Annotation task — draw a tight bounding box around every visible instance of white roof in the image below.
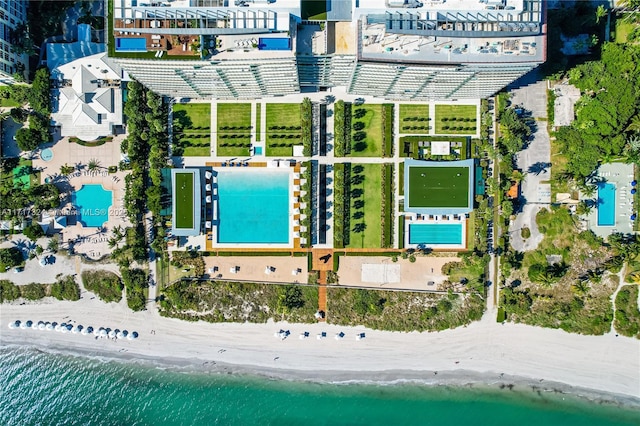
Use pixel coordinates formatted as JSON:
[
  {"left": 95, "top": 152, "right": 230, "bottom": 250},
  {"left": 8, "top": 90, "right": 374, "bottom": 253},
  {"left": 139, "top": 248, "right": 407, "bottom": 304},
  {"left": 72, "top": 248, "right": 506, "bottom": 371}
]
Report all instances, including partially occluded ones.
[
  {"left": 431, "top": 141, "right": 451, "bottom": 156},
  {"left": 51, "top": 53, "right": 123, "bottom": 141}
]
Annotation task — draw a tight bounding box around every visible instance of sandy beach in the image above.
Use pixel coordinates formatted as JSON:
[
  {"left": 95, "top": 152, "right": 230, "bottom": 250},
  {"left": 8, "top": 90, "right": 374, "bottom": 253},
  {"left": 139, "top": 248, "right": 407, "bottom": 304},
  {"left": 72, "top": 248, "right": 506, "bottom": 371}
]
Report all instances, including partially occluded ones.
[{"left": 1, "top": 297, "right": 639, "bottom": 403}]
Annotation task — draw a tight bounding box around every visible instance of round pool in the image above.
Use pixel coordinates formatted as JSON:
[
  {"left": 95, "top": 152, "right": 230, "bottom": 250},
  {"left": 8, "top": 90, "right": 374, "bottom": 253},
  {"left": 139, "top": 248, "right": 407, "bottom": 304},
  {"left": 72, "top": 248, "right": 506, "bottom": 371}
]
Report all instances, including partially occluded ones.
[{"left": 40, "top": 148, "right": 54, "bottom": 162}]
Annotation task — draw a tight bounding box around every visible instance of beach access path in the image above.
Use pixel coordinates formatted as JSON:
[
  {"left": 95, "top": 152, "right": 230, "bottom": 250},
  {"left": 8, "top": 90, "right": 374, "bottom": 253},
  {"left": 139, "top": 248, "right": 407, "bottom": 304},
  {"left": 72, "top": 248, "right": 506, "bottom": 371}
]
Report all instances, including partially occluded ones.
[{"left": 1, "top": 298, "right": 638, "bottom": 401}]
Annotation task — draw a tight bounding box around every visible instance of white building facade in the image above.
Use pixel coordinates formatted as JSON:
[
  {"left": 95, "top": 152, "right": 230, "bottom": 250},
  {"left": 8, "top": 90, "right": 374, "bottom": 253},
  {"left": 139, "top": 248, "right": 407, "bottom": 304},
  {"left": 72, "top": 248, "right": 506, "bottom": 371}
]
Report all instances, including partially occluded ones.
[{"left": 0, "top": 0, "right": 28, "bottom": 84}]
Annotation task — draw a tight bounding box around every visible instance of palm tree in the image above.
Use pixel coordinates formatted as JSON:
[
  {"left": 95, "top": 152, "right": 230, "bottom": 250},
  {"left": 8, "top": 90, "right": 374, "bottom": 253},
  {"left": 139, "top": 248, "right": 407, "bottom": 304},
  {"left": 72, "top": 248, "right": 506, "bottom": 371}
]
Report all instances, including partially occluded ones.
[
  {"left": 111, "top": 225, "right": 125, "bottom": 242},
  {"left": 576, "top": 200, "right": 593, "bottom": 216},
  {"left": 626, "top": 271, "right": 640, "bottom": 283},
  {"left": 626, "top": 115, "right": 640, "bottom": 133},
  {"left": 572, "top": 280, "right": 590, "bottom": 296},
  {"left": 87, "top": 158, "right": 101, "bottom": 171},
  {"left": 595, "top": 5, "right": 608, "bottom": 24},
  {"left": 60, "top": 164, "right": 74, "bottom": 176}
]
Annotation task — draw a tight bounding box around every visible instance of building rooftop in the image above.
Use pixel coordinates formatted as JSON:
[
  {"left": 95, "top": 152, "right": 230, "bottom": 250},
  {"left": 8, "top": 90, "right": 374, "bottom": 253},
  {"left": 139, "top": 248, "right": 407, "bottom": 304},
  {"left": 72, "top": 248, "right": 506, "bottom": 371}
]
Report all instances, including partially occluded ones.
[{"left": 50, "top": 53, "right": 123, "bottom": 142}]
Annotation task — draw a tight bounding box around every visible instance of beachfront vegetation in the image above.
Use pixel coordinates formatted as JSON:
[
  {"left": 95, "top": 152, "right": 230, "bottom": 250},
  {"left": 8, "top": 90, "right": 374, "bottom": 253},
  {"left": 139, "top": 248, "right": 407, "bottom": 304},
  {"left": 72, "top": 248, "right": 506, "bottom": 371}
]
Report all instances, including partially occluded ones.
[
  {"left": 0, "top": 280, "right": 21, "bottom": 302},
  {"left": 614, "top": 284, "right": 640, "bottom": 339},
  {"left": 500, "top": 207, "right": 636, "bottom": 334},
  {"left": 173, "top": 103, "right": 211, "bottom": 156},
  {"left": 50, "top": 275, "right": 80, "bottom": 301},
  {"left": 81, "top": 270, "right": 123, "bottom": 303},
  {"left": 497, "top": 107, "right": 532, "bottom": 156},
  {"left": 160, "top": 280, "right": 318, "bottom": 323},
  {"left": 170, "top": 250, "right": 205, "bottom": 277},
  {"left": 434, "top": 104, "right": 477, "bottom": 135},
  {"left": 121, "top": 267, "right": 148, "bottom": 311},
  {"left": 266, "top": 103, "right": 302, "bottom": 157},
  {"left": 0, "top": 247, "right": 24, "bottom": 271},
  {"left": 21, "top": 283, "right": 46, "bottom": 300},
  {"left": 327, "top": 288, "right": 484, "bottom": 332},
  {"left": 399, "top": 104, "right": 431, "bottom": 134},
  {"left": 216, "top": 103, "right": 251, "bottom": 157},
  {"left": 13, "top": 68, "right": 52, "bottom": 151}
]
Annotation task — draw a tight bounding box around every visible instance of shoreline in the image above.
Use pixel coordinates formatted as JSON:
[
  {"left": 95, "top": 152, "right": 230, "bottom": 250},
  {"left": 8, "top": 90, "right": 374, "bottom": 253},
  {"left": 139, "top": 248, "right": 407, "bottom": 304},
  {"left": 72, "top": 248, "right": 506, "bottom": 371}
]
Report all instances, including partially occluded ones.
[
  {"left": 1, "top": 298, "right": 639, "bottom": 406},
  {"left": 3, "top": 340, "right": 639, "bottom": 410}
]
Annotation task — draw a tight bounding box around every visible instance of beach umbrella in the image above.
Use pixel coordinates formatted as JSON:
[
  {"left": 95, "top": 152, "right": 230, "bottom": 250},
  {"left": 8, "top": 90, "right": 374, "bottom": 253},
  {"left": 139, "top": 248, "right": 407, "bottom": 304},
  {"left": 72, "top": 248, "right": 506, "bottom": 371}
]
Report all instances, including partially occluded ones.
[
  {"left": 632, "top": 188, "right": 637, "bottom": 195},
  {"left": 72, "top": 326, "right": 79, "bottom": 334},
  {"left": 94, "top": 327, "right": 101, "bottom": 336},
  {"left": 108, "top": 330, "right": 116, "bottom": 338},
  {"left": 66, "top": 324, "right": 73, "bottom": 331},
  {"left": 8, "top": 321, "right": 18, "bottom": 329},
  {"left": 20, "top": 321, "right": 29, "bottom": 330},
  {"left": 335, "top": 332, "right": 345, "bottom": 340},
  {"left": 26, "top": 320, "right": 33, "bottom": 329},
  {"left": 87, "top": 326, "right": 94, "bottom": 335},
  {"left": 122, "top": 330, "right": 128, "bottom": 337},
  {"left": 100, "top": 329, "right": 108, "bottom": 337},
  {"left": 356, "top": 332, "right": 366, "bottom": 341},
  {"left": 631, "top": 214, "right": 637, "bottom": 221},
  {"left": 38, "top": 321, "right": 46, "bottom": 330},
  {"left": 127, "top": 331, "right": 138, "bottom": 340},
  {"left": 632, "top": 180, "right": 637, "bottom": 187},
  {"left": 116, "top": 330, "right": 125, "bottom": 339},
  {"left": 317, "top": 332, "right": 326, "bottom": 340},
  {"left": 46, "top": 322, "right": 54, "bottom": 331},
  {"left": 54, "top": 324, "right": 62, "bottom": 332},
  {"left": 30, "top": 321, "right": 38, "bottom": 330},
  {"left": 81, "top": 327, "right": 89, "bottom": 335}
]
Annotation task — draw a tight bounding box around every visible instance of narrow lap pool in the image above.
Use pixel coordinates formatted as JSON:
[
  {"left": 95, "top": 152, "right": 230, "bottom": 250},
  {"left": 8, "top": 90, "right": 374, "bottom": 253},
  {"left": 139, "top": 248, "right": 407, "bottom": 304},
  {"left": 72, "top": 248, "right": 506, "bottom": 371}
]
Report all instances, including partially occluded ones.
[
  {"left": 409, "top": 223, "right": 463, "bottom": 245},
  {"left": 73, "top": 184, "right": 112, "bottom": 228},
  {"left": 597, "top": 182, "right": 616, "bottom": 227},
  {"left": 115, "top": 38, "right": 147, "bottom": 52},
  {"left": 216, "top": 170, "right": 289, "bottom": 244}
]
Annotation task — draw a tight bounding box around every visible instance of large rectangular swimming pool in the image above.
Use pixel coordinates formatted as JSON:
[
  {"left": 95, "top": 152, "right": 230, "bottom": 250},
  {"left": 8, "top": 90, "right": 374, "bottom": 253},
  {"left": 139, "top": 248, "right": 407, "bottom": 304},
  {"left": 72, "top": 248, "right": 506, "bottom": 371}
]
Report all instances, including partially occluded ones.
[
  {"left": 409, "top": 223, "right": 463, "bottom": 245},
  {"left": 216, "top": 170, "right": 289, "bottom": 244},
  {"left": 597, "top": 182, "right": 616, "bottom": 227}
]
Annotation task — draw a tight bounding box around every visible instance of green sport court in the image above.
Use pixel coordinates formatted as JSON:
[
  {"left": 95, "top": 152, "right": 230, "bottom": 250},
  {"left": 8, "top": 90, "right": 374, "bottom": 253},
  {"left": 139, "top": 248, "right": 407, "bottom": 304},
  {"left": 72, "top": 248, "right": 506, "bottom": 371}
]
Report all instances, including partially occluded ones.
[
  {"left": 404, "top": 159, "right": 474, "bottom": 212},
  {"left": 408, "top": 166, "right": 469, "bottom": 208},
  {"left": 171, "top": 169, "right": 201, "bottom": 236},
  {"left": 174, "top": 172, "right": 194, "bottom": 228}
]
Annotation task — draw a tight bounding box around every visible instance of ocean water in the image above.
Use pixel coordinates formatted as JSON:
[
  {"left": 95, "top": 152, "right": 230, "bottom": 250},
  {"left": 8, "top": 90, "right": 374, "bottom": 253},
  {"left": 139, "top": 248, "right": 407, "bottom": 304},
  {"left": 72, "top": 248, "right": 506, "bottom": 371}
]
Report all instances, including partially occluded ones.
[{"left": 1, "top": 346, "right": 638, "bottom": 426}]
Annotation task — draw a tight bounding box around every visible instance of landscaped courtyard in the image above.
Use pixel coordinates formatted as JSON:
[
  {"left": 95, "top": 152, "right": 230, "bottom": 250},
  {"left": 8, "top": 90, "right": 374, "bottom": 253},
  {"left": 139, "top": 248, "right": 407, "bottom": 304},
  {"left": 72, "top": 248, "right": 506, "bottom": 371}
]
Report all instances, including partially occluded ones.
[
  {"left": 399, "top": 104, "right": 431, "bottom": 134},
  {"left": 217, "top": 103, "right": 252, "bottom": 157},
  {"left": 266, "top": 103, "right": 302, "bottom": 157},
  {"left": 172, "top": 103, "right": 211, "bottom": 156},
  {"left": 434, "top": 104, "right": 477, "bottom": 135}
]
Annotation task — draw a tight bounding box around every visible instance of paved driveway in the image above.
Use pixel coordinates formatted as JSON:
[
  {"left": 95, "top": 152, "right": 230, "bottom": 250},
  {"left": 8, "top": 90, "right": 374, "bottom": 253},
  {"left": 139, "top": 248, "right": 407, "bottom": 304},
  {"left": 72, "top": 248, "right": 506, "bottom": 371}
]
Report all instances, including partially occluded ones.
[{"left": 508, "top": 81, "right": 551, "bottom": 252}]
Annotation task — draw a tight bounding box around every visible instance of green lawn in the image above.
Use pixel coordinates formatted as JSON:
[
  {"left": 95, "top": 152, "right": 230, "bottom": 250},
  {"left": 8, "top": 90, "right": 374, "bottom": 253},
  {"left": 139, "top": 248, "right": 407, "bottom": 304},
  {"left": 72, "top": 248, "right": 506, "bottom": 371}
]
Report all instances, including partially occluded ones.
[
  {"left": 399, "top": 104, "right": 431, "bottom": 134},
  {"left": 434, "top": 104, "right": 477, "bottom": 135},
  {"left": 217, "top": 103, "right": 252, "bottom": 157},
  {"left": 399, "top": 162, "right": 405, "bottom": 196},
  {"left": 350, "top": 104, "right": 384, "bottom": 157},
  {"left": 347, "top": 164, "right": 384, "bottom": 249},
  {"left": 173, "top": 103, "right": 211, "bottom": 156},
  {"left": 407, "top": 166, "right": 470, "bottom": 208},
  {"left": 13, "top": 165, "right": 31, "bottom": 189},
  {"left": 174, "top": 172, "right": 194, "bottom": 229},
  {"left": 266, "top": 103, "right": 302, "bottom": 157}
]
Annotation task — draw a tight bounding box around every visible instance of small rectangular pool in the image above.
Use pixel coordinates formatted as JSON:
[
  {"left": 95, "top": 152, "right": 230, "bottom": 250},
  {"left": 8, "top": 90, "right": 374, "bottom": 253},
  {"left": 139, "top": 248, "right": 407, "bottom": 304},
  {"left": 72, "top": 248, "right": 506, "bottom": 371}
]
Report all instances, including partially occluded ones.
[
  {"left": 115, "top": 38, "right": 147, "bottom": 52},
  {"left": 597, "top": 182, "right": 616, "bottom": 226},
  {"left": 216, "top": 169, "right": 289, "bottom": 244},
  {"left": 258, "top": 37, "right": 290, "bottom": 51},
  {"left": 409, "top": 223, "right": 463, "bottom": 245}
]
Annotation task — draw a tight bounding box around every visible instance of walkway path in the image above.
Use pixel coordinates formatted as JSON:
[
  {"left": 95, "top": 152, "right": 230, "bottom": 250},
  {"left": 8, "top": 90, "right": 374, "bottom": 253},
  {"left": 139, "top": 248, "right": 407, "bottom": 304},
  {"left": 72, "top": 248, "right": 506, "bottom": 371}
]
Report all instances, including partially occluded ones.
[{"left": 508, "top": 81, "right": 551, "bottom": 252}]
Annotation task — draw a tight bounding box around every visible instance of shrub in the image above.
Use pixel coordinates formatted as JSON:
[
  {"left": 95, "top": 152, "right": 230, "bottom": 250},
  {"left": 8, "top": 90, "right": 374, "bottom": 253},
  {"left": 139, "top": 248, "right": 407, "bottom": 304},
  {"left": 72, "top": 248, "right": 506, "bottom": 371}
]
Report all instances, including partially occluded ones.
[
  {"left": 82, "top": 270, "right": 123, "bottom": 303},
  {"left": 50, "top": 275, "right": 80, "bottom": 301},
  {"left": 0, "top": 280, "right": 21, "bottom": 302},
  {"left": 0, "top": 247, "right": 23, "bottom": 271},
  {"left": 21, "top": 283, "right": 46, "bottom": 300}
]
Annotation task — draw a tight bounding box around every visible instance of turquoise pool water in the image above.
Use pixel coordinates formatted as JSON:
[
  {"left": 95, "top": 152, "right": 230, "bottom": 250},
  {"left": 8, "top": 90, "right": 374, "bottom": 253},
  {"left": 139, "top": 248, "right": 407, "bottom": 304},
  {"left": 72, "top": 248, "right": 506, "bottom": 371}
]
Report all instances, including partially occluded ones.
[
  {"left": 597, "top": 182, "right": 616, "bottom": 226},
  {"left": 73, "top": 184, "right": 112, "bottom": 228},
  {"left": 216, "top": 170, "right": 289, "bottom": 244},
  {"left": 115, "top": 38, "right": 146, "bottom": 52},
  {"left": 258, "top": 37, "right": 290, "bottom": 50},
  {"left": 409, "top": 223, "right": 463, "bottom": 245}
]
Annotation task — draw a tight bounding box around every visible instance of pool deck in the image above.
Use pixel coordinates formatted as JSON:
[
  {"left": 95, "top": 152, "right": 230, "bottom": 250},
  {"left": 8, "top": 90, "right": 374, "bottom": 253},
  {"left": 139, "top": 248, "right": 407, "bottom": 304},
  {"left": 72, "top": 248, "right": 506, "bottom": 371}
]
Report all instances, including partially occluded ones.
[
  {"left": 31, "top": 134, "right": 132, "bottom": 260},
  {"left": 581, "top": 163, "right": 635, "bottom": 238}
]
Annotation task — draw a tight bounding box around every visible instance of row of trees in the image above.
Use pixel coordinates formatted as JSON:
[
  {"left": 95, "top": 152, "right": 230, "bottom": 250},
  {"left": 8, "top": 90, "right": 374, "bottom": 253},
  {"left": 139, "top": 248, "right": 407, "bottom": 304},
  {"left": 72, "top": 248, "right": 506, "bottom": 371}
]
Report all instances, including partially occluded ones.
[
  {"left": 15, "top": 68, "right": 52, "bottom": 152},
  {"left": 334, "top": 100, "right": 346, "bottom": 157},
  {"left": 301, "top": 97, "right": 312, "bottom": 156}
]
